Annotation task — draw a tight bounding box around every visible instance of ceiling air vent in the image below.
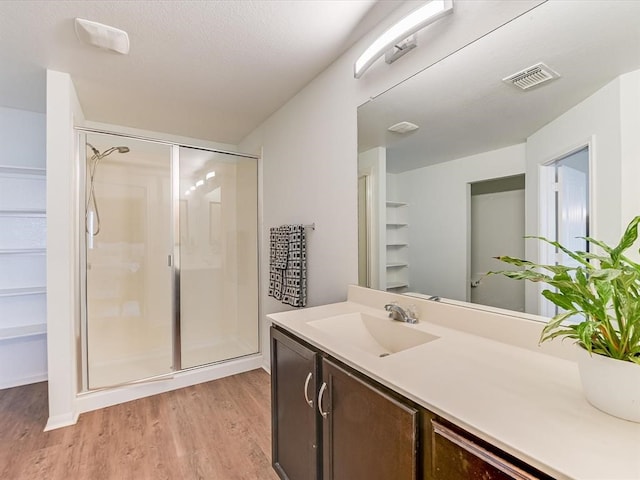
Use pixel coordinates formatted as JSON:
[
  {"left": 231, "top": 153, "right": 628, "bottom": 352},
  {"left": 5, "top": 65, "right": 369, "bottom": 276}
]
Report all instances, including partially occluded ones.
[
  {"left": 388, "top": 121, "right": 419, "bottom": 133},
  {"left": 503, "top": 62, "right": 560, "bottom": 90}
]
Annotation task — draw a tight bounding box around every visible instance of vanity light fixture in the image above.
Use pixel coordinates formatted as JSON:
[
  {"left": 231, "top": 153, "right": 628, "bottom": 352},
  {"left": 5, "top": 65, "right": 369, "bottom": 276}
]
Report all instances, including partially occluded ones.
[
  {"left": 74, "top": 18, "right": 130, "bottom": 55},
  {"left": 354, "top": 0, "right": 453, "bottom": 79},
  {"left": 205, "top": 171, "right": 216, "bottom": 180},
  {"left": 195, "top": 180, "right": 205, "bottom": 188}
]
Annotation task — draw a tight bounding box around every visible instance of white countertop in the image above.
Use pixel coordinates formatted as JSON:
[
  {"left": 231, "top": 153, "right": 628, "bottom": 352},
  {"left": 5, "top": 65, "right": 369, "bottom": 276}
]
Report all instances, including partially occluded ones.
[{"left": 268, "top": 288, "right": 640, "bottom": 480}]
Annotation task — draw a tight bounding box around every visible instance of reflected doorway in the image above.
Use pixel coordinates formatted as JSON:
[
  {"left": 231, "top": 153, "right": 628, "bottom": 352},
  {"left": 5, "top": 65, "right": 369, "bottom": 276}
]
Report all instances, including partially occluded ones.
[
  {"left": 539, "top": 146, "right": 590, "bottom": 317},
  {"left": 470, "top": 175, "right": 526, "bottom": 312}
]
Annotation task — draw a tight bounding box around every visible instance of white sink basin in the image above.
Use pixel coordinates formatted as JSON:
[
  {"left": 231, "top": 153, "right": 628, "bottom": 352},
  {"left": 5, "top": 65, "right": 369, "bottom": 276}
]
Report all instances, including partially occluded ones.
[{"left": 308, "top": 312, "right": 439, "bottom": 357}]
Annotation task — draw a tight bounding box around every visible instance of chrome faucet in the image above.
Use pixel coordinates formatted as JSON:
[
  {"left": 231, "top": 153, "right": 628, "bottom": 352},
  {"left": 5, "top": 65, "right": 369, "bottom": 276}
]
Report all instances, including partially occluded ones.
[{"left": 384, "top": 303, "right": 418, "bottom": 324}]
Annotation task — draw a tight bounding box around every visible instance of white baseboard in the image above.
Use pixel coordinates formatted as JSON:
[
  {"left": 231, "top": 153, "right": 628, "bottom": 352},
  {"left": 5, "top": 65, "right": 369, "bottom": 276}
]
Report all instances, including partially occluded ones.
[
  {"left": 0, "top": 372, "right": 48, "bottom": 390},
  {"left": 73, "top": 354, "right": 265, "bottom": 421},
  {"left": 44, "top": 411, "right": 79, "bottom": 432}
]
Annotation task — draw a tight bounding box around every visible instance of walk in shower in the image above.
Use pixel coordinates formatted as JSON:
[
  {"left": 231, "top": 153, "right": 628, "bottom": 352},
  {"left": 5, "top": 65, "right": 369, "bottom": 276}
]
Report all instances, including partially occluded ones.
[{"left": 79, "top": 131, "right": 259, "bottom": 390}]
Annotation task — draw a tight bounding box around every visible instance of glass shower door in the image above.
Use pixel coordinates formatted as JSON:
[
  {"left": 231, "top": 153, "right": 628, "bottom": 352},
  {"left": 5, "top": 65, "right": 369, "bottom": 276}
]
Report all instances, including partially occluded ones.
[
  {"left": 178, "top": 147, "right": 259, "bottom": 368},
  {"left": 85, "top": 134, "right": 174, "bottom": 389}
]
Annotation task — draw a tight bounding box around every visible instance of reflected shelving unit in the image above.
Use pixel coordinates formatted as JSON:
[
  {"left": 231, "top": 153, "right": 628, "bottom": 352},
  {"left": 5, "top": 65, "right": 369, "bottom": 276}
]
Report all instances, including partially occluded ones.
[{"left": 385, "top": 201, "right": 409, "bottom": 292}]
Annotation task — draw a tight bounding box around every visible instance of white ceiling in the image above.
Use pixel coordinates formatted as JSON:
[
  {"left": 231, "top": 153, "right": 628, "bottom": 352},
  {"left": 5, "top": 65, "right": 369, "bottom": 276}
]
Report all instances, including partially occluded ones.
[
  {"left": 0, "top": 0, "right": 400, "bottom": 144},
  {"left": 358, "top": 0, "right": 640, "bottom": 173}
]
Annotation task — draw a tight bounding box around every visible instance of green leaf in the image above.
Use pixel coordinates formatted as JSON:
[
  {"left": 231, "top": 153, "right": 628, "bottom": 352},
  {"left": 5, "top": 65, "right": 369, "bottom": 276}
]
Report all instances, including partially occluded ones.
[
  {"left": 612, "top": 216, "right": 640, "bottom": 260},
  {"left": 495, "top": 220, "right": 640, "bottom": 364},
  {"left": 541, "top": 290, "right": 575, "bottom": 311}
]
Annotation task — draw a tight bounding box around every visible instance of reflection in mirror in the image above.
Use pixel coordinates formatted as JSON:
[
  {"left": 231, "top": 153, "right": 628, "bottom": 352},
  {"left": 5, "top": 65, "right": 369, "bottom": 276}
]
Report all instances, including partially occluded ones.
[{"left": 357, "top": 1, "right": 640, "bottom": 319}]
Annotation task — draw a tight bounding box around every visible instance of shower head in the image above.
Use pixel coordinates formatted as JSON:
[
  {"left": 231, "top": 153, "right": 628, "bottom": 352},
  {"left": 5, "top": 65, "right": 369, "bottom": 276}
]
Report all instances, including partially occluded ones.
[
  {"left": 100, "top": 145, "right": 131, "bottom": 158},
  {"left": 86, "top": 143, "right": 130, "bottom": 159}
]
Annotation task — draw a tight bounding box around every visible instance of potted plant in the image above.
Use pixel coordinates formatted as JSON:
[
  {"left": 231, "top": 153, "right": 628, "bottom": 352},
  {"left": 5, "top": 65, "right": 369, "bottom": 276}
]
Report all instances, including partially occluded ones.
[{"left": 490, "top": 216, "right": 640, "bottom": 422}]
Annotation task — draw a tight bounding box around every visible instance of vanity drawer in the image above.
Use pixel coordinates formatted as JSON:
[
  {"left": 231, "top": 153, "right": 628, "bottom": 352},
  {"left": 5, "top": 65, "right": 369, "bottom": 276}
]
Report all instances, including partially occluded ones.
[{"left": 430, "top": 419, "right": 554, "bottom": 480}]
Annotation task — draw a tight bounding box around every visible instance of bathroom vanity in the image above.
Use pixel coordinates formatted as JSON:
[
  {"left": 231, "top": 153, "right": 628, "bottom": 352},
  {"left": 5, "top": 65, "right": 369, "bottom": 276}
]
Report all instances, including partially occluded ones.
[{"left": 268, "top": 286, "right": 640, "bottom": 480}]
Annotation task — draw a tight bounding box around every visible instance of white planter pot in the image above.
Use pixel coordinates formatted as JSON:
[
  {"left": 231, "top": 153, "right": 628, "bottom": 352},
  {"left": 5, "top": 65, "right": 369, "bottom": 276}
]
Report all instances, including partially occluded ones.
[{"left": 577, "top": 347, "right": 640, "bottom": 423}]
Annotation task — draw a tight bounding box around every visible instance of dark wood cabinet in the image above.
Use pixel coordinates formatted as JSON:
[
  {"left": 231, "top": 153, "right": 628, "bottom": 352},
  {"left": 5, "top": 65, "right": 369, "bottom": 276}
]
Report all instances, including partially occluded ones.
[
  {"left": 428, "top": 418, "right": 554, "bottom": 480},
  {"left": 271, "top": 327, "right": 321, "bottom": 480},
  {"left": 271, "top": 325, "right": 555, "bottom": 480},
  {"left": 320, "top": 357, "right": 418, "bottom": 480}
]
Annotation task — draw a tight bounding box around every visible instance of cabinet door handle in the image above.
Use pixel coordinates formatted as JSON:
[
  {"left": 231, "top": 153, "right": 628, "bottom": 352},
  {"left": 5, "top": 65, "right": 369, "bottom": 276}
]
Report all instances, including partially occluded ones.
[
  {"left": 303, "top": 372, "right": 313, "bottom": 408},
  {"left": 317, "top": 382, "right": 329, "bottom": 418},
  {"left": 432, "top": 421, "right": 540, "bottom": 480}
]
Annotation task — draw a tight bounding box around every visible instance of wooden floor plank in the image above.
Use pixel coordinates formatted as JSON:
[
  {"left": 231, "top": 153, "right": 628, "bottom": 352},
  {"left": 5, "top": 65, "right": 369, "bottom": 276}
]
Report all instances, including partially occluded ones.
[{"left": 0, "top": 369, "right": 279, "bottom": 480}]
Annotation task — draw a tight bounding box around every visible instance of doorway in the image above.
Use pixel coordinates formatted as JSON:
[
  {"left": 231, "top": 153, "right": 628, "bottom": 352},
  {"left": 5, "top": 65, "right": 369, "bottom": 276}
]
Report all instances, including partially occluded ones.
[
  {"left": 539, "top": 146, "right": 590, "bottom": 317},
  {"left": 469, "top": 175, "right": 526, "bottom": 312}
]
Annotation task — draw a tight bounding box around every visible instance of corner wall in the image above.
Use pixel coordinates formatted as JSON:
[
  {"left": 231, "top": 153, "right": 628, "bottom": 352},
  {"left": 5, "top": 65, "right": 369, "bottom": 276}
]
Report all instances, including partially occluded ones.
[{"left": 45, "top": 69, "right": 85, "bottom": 430}]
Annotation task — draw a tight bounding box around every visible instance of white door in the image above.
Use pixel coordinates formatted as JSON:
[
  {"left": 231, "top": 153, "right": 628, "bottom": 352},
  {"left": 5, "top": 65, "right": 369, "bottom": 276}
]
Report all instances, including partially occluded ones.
[
  {"left": 470, "top": 187, "right": 525, "bottom": 312},
  {"left": 538, "top": 146, "right": 589, "bottom": 317},
  {"left": 557, "top": 164, "right": 588, "bottom": 264}
]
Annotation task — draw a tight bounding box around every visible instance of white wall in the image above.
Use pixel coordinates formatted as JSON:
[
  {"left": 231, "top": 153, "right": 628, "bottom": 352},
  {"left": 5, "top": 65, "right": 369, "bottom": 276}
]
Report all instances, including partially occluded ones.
[
  {"left": 397, "top": 144, "right": 526, "bottom": 301},
  {"left": 359, "top": 147, "right": 386, "bottom": 290},
  {"left": 0, "top": 106, "right": 47, "bottom": 389},
  {"left": 0, "top": 107, "right": 45, "bottom": 168},
  {"left": 619, "top": 70, "right": 640, "bottom": 247},
  {"left": 46, "top": 69, "right": 85, "bottom": 429},
  {"left": 524, "top": 73, "right": 636, "bottom": 313},
  {"left": 239, "top": 1, "right": 543, "bottom": 367}
]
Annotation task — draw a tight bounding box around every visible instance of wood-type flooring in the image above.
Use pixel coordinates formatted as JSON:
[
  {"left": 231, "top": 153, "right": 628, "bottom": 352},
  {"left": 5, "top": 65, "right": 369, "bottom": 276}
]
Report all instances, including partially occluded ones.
[{"left": 0, "top": 368, "right": 279, "bottom": 480}]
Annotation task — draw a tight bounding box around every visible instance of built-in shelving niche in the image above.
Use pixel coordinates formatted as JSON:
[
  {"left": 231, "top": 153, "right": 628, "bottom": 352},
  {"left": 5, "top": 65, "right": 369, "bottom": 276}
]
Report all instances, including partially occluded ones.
[
  {"left": 0, "top": 165, "right": 47, "bottom": 343},
  {"left": 385, "top": 201, "right": 409, "bottom": 292}
]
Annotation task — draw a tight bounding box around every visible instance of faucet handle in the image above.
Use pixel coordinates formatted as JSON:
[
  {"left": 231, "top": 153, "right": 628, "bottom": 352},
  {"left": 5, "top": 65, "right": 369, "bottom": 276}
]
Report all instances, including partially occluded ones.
[{"left": 405, "top": 304, "right": 419, "bottom": 321}]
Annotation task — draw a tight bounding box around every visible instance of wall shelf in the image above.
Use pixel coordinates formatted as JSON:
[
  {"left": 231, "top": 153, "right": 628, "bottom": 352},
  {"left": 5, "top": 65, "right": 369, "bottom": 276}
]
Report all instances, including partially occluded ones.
[
  {"left": 385, "top": 201, "right": 409, "bottom": 292},
  {"left": 0, "top": 248, "right": 46, "bottom": 255},
  {"left": 0, "top": 165, "right": 46, "bottom": 176},
  {"left": 0, "top": 323, "right": 47, "bottom": 341},
  {"left": 0, "top": 287, "right": 46, "bottom": 297},
  {"left": 0, "top": 209, "right": 46, "bottom": 217},
  {"left": 0, "top": 110, "right": 48, "bottom": 388}
]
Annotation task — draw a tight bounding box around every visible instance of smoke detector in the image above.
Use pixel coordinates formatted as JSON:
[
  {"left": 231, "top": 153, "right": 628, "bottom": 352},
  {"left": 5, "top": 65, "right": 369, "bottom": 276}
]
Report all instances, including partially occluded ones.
[
  {"left": 75, "top": 18, "right": 130, "bottom": 55},
  {"left": 503, "top": 62, "right": 560, "bottom": 90},
  {"left": 388, "top": 121, "right": 419, "bottom": 133}
]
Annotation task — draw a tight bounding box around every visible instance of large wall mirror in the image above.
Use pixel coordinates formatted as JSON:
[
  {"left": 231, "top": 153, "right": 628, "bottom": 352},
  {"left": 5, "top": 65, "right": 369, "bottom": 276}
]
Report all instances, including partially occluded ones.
[{"left": 358, "top": 0, "right": 640, "bottom": 320}]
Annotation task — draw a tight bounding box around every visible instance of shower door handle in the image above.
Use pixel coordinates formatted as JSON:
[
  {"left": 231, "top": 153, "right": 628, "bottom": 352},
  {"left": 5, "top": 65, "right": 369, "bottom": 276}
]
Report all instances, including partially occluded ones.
[{"left": 167, "top": 255, "right": 172, "bottom": 267}]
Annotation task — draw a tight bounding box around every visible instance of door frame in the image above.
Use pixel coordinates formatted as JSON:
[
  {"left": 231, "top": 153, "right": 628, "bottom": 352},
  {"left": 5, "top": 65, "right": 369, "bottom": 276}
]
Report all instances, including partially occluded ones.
[
  {"left": 76, "top": 127, "right": 260, "bottom": 392},
  {"left": 537, "top": 137, "right": 594, "bottom": 317}
]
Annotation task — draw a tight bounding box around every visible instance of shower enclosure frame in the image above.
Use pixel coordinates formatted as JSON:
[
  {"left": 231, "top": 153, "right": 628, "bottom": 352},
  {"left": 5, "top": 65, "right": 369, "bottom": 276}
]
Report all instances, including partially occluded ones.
[{"left": 75, "top": 127, "right": 261, "bottom": 393}]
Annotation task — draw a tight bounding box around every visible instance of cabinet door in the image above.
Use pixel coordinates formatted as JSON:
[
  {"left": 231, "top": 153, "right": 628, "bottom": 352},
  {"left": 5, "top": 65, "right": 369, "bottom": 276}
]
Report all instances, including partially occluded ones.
[
  {"left": 430, "top": 419, "right": 552, "bottom": 480},
  {"left": 320, "top": 358, "right": 418, "bottom": 480},
  {"left": 271, "top": 327, "right": 320, "bottom": 480}
]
